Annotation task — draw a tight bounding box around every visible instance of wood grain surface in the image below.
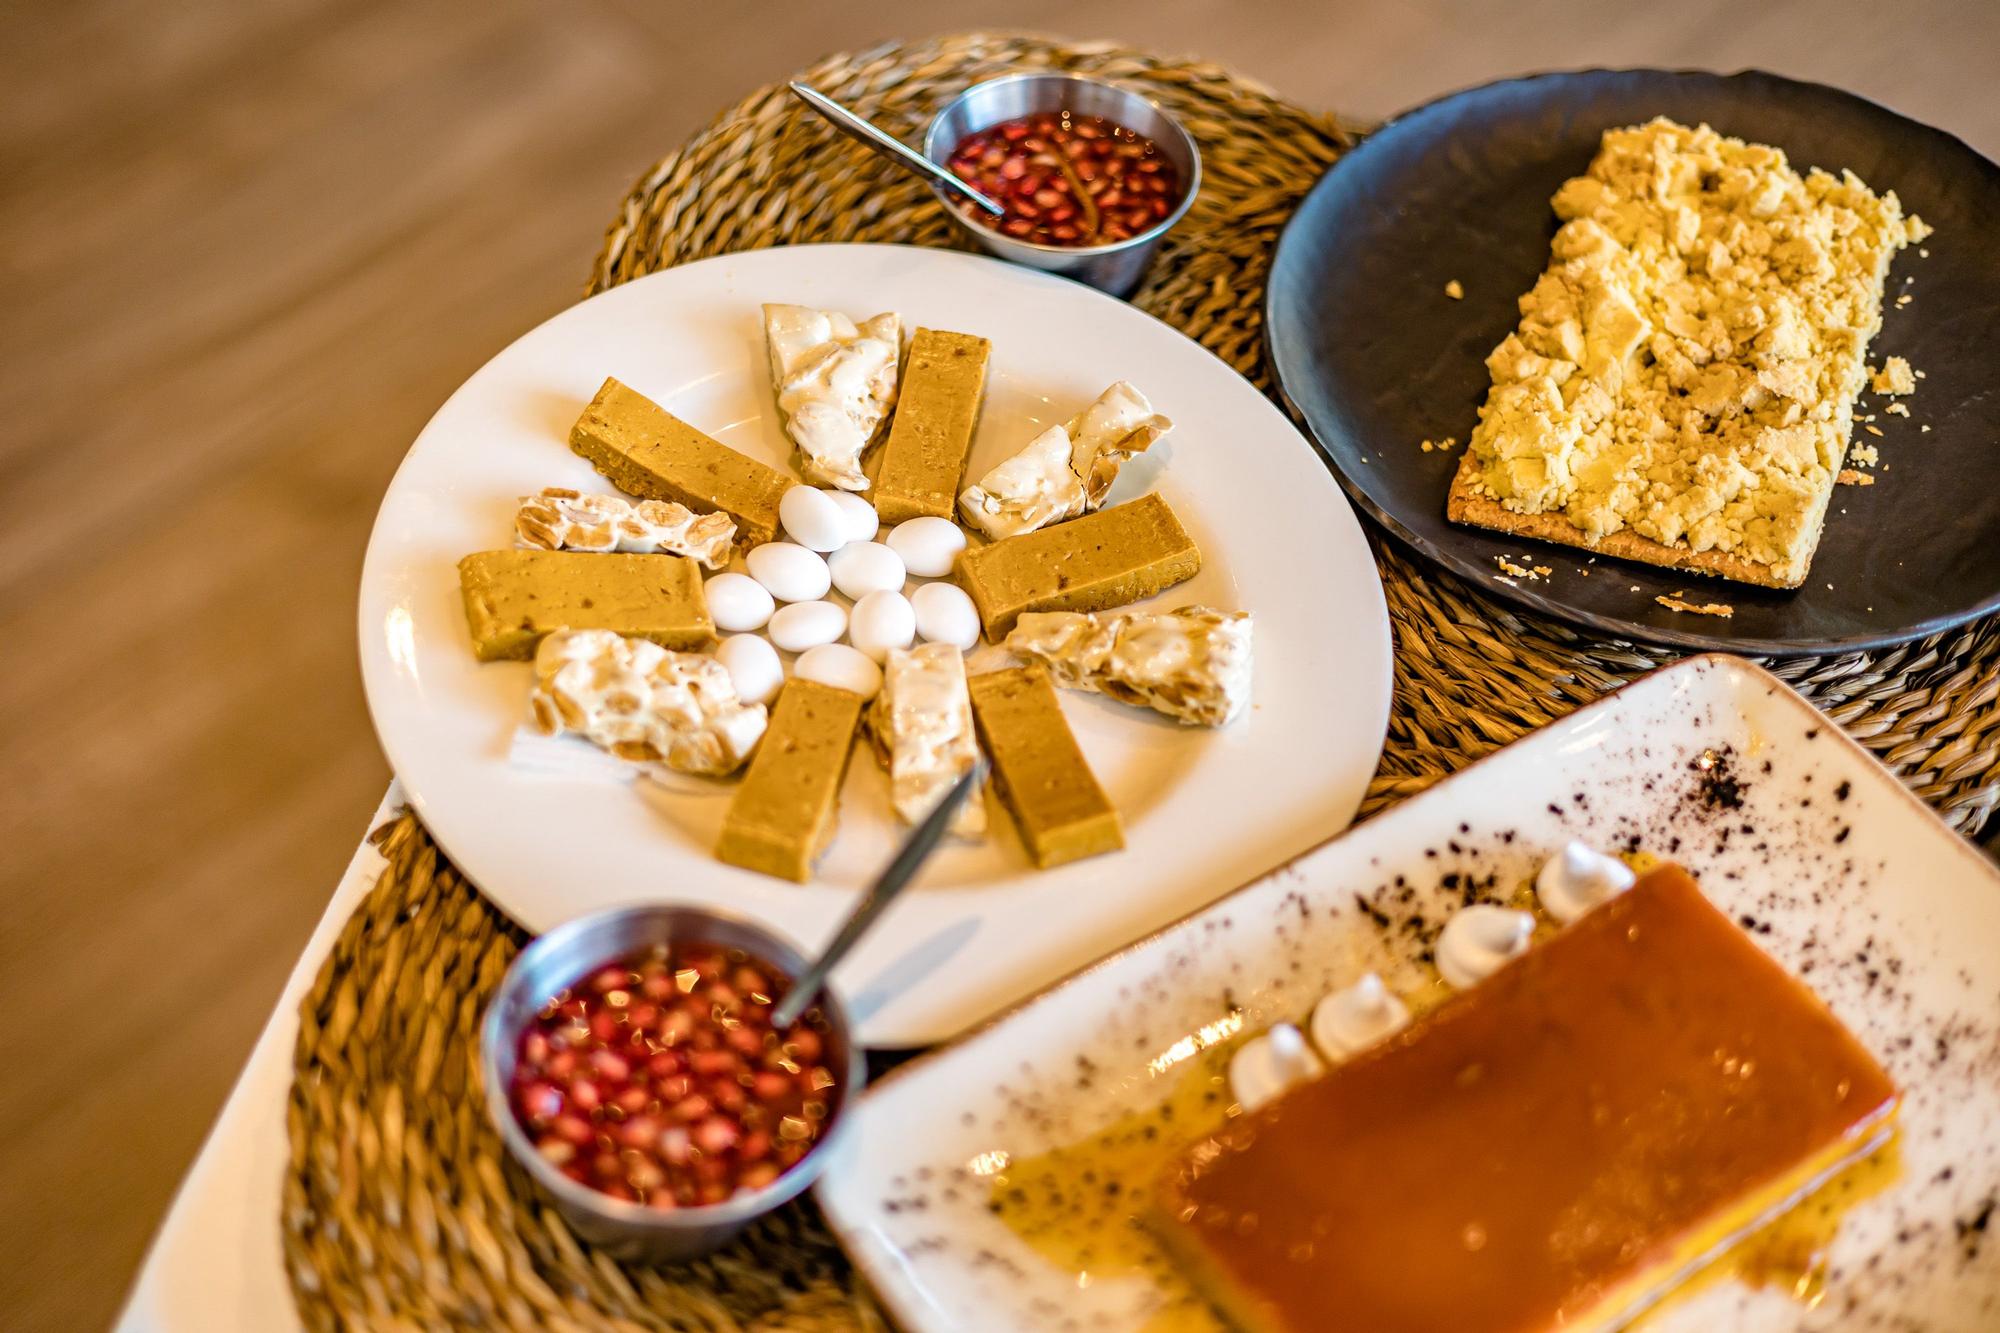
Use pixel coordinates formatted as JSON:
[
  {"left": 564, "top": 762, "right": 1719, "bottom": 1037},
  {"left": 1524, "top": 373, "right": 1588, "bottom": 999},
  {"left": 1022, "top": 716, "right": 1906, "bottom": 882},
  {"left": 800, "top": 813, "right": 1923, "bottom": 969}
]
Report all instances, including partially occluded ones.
[{"left": 1, "top": 1, "right": 1992, "bottom": 1327}]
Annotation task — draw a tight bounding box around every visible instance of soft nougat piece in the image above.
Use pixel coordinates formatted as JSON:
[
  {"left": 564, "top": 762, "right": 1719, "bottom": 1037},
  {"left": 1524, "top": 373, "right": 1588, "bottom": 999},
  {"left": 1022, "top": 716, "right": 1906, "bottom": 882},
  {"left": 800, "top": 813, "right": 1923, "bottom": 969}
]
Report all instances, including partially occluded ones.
[
  {"left": 958, "top": 381, "right": 1172, "bottom": 539},
  {"left": 764, "top": 304, "right": 902, "bottom": 490}
]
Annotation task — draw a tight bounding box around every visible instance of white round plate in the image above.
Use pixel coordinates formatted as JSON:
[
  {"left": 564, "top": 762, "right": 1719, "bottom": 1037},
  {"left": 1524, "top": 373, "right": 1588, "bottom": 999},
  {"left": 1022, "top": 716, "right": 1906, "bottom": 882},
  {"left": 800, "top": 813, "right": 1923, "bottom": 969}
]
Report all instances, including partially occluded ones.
[{"left": 358, "top": 244, "right": 1391, "bottom": 1046}]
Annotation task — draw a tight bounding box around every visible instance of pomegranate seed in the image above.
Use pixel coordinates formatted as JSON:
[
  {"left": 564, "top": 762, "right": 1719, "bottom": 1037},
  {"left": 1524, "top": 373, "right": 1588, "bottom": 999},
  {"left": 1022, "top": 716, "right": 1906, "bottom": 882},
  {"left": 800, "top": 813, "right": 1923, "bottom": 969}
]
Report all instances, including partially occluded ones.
[
  {"left": 1051, "top": 224, "right": 1080, "bottom": 242},
  {"left": 999, "top": 157, "right": 1027, "bottom": 179},
  {"left": 588, "top": 966, "right": 627, "bottom": 993},
  {"left": 518, "top": 1082, "right": 562, "bottom": 1122},
  {"left": 739, "top": 1129, "right": 773, "bottom": 1162},
  {"left": 522, "top": 1032, "right": 550, "bottom": 1064},
  {"left": 568, "top": 1078, "right": 602, "bottom": 1112},
  {"left": 647, "top": 1051, "right": 683, "bottom": 1079},
  {"left": 672, "top": 1093, "right": 713, "bottom": 1122},
  {"left": 786, "top": 1029, "right": 824, "bottom": 1063},
  {"left": 1099, "top": 188, "right": 1125, "bottom": 208},
  {"left": 753, "top": 1070, "right": 792, "bottom": 1102},
  {"left": 589, "top": 1050, "right": 630, "bottom": 1081},
  {"left": 552, "top": 1115, "right": 594, "bottom": 1146},
  {"left": 999, "top": 122, "right": 1027, "bottom": 141},
  {"left": 694, "top": 1116, "right": 741, "bottom": 1154},
  {"left": 536, "top": 1138, "right": 576, "bottom": 1166},
  {"left": 659, "top": 1074, "right": 693, "bottom": 1102},
  {"left": 629, "top": 1158, "right": 666, "bottom": 1192},
  {"left": 659, "top": 1125, "right": 692, "bottom": 1165},
  {"left": 740, "top": 1162, "right": 781, "bottom": 1191},
  {"left": 614, "top": 1086, "right": 650, "bottom": 1115},
  {"left": 543, "top": 1050, "right": 577, "bottom": 1079},
  {"left": 711, "top": 1082, "right": 748, "bottom": 1114},
  {"left": 726, "top": 1026, "right": 765, "bottom": 1056},
  {"left": 689, "top": 1049, "right": 738, "bottom": 1078},
  {"left": 647, "top": 1188, "right": 678, "bottom": 1210},
  {"left": 589, "top": 1010, "right": 620, "bottom": 1042},
  {"left": 1001, "top": 218, "right": 1033, "bottom": 237},
  {"left": 601, "top": 1182, "right": 636, "bottom": 1203},
  {"left": 1032, "top": 188, "right": 1063, "bottom": 209},
  {"left": 698, "top": 1181, "right": 730, "bottom": 1206},
  {"left": 591, "top": 1151, "right": 623, "bottom": 1179}
]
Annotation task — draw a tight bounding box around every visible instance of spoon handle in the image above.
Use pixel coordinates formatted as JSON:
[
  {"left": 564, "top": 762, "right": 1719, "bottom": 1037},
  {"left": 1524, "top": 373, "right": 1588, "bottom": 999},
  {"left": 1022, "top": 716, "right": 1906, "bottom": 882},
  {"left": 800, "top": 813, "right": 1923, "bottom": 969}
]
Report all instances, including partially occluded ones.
[
  {"left": 788, "top": 82, "right": 1007, "bottom": 218},
  {"left": 770, "top": 756, "right": 989, "bottom": 1030}
]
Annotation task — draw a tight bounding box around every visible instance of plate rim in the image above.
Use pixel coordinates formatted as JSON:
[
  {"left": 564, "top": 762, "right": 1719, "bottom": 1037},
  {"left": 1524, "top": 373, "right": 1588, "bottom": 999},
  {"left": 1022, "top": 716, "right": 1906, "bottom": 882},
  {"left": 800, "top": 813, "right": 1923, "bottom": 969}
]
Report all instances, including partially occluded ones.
[
  {"left": 1264, "top": 65, "right": 2000, "bottom": 657},
  {"left": 356, "top": 240, "right": 1395, "bottom": 1047},
  {"left": 816, "top": 647, "right": 2000, "bottom": 1323}
]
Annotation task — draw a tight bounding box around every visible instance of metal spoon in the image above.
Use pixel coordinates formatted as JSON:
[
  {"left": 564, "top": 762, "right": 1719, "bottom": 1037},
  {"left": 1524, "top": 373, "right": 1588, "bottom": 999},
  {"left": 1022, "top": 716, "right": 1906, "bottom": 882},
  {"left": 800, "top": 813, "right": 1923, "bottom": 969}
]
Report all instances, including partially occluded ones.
[
  {"left": 771, "top": 756, "right": 990, "bottom": 1030},
  {"left": 788, "top": 81, "right": 1006, "bottom": 218}
]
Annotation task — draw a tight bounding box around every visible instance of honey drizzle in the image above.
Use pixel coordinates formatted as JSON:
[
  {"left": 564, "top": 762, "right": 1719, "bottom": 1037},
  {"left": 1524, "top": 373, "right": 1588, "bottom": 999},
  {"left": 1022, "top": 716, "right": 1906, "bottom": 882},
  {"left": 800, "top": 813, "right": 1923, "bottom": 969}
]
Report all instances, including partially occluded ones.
[{"left": 987, "top": 1050, "right": 1234, "bottom": 1331}]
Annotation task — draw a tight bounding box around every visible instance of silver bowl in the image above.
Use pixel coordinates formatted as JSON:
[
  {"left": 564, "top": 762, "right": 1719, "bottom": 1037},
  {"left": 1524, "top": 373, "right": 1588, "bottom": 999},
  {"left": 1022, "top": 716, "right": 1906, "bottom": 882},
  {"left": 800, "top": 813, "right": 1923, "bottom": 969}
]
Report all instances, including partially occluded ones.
[
  {"left": 480, "top": 904, "right": 865, "bottom": 1264},
  {"left": 923, "top": 72, "right": 1202, "bottom": 297}
]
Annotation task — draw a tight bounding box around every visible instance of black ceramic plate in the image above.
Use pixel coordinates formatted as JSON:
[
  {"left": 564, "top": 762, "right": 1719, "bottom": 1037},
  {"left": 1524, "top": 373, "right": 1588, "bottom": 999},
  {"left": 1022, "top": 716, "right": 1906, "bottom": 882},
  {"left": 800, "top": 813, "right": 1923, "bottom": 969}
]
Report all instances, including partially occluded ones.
[{"left": 1267, "top": 69, "right": 2000, "bottom": 654}]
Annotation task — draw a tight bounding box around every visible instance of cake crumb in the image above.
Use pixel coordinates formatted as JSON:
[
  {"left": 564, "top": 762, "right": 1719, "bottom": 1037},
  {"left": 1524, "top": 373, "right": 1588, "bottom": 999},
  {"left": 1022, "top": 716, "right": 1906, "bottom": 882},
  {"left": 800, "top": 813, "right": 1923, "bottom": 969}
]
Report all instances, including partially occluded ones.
[
  {"left": 1864, "top": 424, "right": 1885, "bottom": 437},
  {"left": 1495, "top": 556, "right": 1553, "bottom": 581},
  {"left": 1657, "top": 593, "right": 1734, "bottom": 618},
  {"left": 1921, "top": 424, "right": 1931, "bottom": 433},
  {"left": 1837, "top": 469, "right": 1876, "bottom": 487},
  {"left": 1852, "top": 443, "right": 1880, "bottom": 465},
  {"left": 1919, "top": 247, "right": 1930, "bottom": 258},
  {"left": 1444, "top": 279, "right": 1464, "bottom": 300},
  {"left": 1872, "top": 357, "right": 1917, "bottom": 395},
  {"left": 1420, "top": 436, "right": 1458, "bottom": 453},
  {"left": 1884, "top": 402, "right": 1910, "bottom": 417}
]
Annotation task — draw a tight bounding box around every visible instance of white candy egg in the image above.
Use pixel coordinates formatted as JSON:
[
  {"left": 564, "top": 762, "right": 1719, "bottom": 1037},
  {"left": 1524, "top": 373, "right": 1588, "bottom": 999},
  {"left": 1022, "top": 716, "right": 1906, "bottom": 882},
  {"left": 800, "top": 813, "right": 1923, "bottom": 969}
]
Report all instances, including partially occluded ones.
[
  {"left": 910, "top": 581, "right": 980, "bottom": 650},
  {"left": 767, "top": 599, "right": 848, "bottom": 653},
  {"left": 828, "top": 541, "right": 906, "bottom": 600},
  {"left": 794, "top": 643, "right": 882, "bottom": 699},
  {"left": 779, "top": 486, "right": 849, "bottom": 553},
  {"left": 746, "top": 542, "right": 832, "bottom": 602},
  {"left": 715, "top": 633, "right": 783, "bottom": 706},
  {"left": 825, "top": 490, "right": 881, "bottom": 544},
  {"left": 704, "top": 572, "right": 774, "bottom": 631},
  {"left": 887, "top": 516, "right": 967, "bottom": 578},
  {"left": 848, "top": 590, "right": 916, "bottom": 661}
]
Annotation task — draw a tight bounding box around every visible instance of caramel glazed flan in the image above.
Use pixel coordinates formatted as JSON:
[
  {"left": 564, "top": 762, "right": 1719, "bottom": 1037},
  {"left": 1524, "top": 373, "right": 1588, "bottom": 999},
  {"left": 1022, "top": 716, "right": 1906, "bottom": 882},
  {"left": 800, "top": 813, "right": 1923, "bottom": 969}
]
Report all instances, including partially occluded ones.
[{"left": 1151, "top": 863, "right": 1898, "bottom": 1333}]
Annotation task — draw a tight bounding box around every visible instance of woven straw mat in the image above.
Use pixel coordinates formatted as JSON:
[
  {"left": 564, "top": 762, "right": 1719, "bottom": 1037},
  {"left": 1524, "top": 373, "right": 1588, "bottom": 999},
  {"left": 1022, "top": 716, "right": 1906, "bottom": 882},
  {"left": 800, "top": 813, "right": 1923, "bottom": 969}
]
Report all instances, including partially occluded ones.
[{"left": 284, "top": 32, "right": 2000, "bottom": 1332}]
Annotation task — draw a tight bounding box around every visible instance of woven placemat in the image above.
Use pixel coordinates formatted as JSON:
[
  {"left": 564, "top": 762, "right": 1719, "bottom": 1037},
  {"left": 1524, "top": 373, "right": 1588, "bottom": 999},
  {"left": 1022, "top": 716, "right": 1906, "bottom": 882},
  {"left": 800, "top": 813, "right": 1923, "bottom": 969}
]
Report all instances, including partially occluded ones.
[{"left": 285, "top": 31, "right": 2000, "bottom": 1331}]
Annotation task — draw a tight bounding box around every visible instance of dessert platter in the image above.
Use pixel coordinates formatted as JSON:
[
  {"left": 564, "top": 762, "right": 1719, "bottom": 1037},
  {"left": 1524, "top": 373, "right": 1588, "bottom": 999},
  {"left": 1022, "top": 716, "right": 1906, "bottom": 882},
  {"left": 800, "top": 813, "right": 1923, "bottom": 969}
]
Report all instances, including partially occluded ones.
[
  {"left": 1268, "top": 69, "right": 2000, "bottom": 652},
  {"left": 313, "top": 50, "right": 2000, "bottom": 1333},
  {"left": 358, "top": 242, "right": 1392, "bottom": 1047},
  {"left": 817, "top": 654, "right": 2000, "bottom": 1329}
]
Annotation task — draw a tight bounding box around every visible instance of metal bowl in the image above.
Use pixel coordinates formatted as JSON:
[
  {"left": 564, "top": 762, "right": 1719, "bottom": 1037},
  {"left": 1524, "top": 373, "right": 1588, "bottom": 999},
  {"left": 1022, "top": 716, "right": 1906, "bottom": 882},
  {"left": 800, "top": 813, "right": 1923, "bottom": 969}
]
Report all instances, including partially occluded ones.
[
  {"left": 480, "top": 904, "right": 865, "bottom": 1264},
  {"left": 922, "top": 72, "right": 1202, "bottom": 297}
]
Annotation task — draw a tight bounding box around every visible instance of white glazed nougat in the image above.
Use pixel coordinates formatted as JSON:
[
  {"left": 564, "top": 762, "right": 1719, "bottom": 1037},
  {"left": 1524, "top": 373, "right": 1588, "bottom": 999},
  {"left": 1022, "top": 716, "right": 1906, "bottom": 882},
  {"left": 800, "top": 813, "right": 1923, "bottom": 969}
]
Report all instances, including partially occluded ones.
[
  {"left": 528, "top": 629, "right": 767, "bottom": 775},
  {"left": 515, "top": 488, "right": 736, "bottom": 568},
  {"left": 958, "top": 381, "right": 1172, "bottom": 539},
  {"left": 763, "top": 303, "right": 902, "bottom": 490},
  {"left": 1006, "top": 604, "right": 1252, "bottom": 727},
  {"left": 870, "top": 642, "right": 985, "bottom": 838}
]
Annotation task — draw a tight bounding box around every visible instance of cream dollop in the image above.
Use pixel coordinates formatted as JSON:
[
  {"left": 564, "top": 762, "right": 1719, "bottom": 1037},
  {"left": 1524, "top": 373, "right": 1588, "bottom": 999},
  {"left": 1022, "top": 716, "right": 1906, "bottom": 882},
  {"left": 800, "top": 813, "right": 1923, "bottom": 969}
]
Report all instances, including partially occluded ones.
[
  {"left": 1436, "top": 905, "right": 1534, "bottom": 989},
  {"left": 1535, "top": 841, "right": 1636, "bottom": 924},
  {"left": 1309, "top": 973, "right": 1411, "bottom": 1059},
  {"left": 1227, "top": 1022, "right": 1323, "bottom": 1113}
]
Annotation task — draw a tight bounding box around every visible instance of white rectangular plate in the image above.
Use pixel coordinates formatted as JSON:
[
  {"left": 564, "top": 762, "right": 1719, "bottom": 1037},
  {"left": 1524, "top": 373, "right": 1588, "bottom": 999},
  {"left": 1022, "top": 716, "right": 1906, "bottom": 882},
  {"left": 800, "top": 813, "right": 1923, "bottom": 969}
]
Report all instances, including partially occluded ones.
[{"left": 817, "top": 655, "right": 2000, "bottom": 1330}]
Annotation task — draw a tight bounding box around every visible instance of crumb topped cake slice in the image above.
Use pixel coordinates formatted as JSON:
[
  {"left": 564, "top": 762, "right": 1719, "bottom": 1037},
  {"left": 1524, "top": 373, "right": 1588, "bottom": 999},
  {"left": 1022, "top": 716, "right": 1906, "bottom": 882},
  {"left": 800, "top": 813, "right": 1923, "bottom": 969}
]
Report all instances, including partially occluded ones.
[{"left": 1448, "top": 118, "right": 1928, "bottom": 588}]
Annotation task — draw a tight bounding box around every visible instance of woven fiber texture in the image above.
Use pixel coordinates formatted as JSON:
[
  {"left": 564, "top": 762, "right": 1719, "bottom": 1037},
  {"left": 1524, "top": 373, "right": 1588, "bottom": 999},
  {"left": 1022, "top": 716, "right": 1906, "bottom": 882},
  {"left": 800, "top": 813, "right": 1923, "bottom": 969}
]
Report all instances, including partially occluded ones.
[{"left": 285, "top": 31, "right": 2000, "bottom": 1331}]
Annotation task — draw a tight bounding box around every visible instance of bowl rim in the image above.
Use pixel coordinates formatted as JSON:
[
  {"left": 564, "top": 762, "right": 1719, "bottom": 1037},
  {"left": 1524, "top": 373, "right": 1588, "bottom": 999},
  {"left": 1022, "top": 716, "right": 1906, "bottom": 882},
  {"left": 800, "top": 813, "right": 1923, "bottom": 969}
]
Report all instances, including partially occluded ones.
[
  {"left": 921, "top": 71, "right": 1204, "bottom": 256},
  {"left": 479, "top": 900, "right": 866, "bottom": 1232}
]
